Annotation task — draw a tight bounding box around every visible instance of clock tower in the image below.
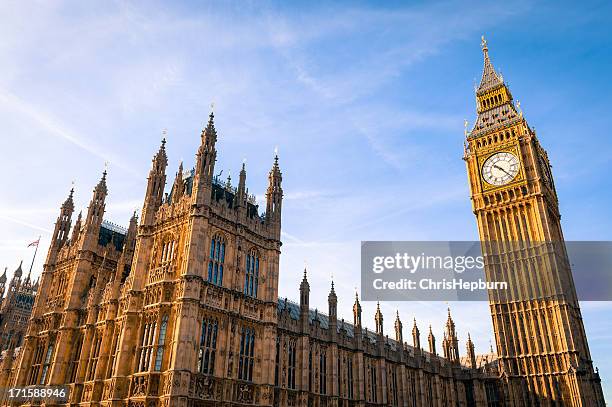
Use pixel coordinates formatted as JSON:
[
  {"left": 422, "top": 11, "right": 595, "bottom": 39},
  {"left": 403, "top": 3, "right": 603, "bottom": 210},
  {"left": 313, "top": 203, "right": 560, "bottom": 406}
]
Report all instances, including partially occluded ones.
[{"left": 464, "top": 37, "right": 605, "bottom": 406}]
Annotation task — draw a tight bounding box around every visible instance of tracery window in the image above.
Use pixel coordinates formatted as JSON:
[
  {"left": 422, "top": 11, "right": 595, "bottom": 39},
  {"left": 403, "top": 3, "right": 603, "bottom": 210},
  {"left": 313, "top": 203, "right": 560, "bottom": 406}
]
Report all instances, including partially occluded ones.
[
  {"left": 274, "top": 337, "right": 280, "bottom": 386},
  {"left": 244, "top": 249, "right": 260, "bottom": 297},
  {"left": 68, "top": 333, "right": 83, "bottom": 383},
  {"left": 154, "top": 315, "right": 169, "bottom": 371},
  {"left": 238, "top": 326, "right": 255, "bottom": 382},
  {"left": 319, "top": 348, "right": 327, "bottom": 395},
  {"left": 28, "top": 343, "right": 45, "bottom": 385},
  {"left": 197, "top": 317, "right": 218, "bottom": 375},
  {"left": 86, "top": 333, "right": 102, "bottom": 381},
  {"left": 347, "top": 356, "right": 354, "bottom": 399},
  {"left": 160, "top": 238, "right": 176, "bottom": 264},
  {"left": 40, "top": 340, "right": 55, "bottom": 385},
  {"left": 108, "top": 330, "right": 120, "bottom": 378},
  {"left": 287, "top": 340, "right": 296, "bottom": 389},
  {"left": 208, "top": 234, "right": 226, "bottom": 286},
  {"left": 138, "top": 319, "right": 157, "bottom": 372}
]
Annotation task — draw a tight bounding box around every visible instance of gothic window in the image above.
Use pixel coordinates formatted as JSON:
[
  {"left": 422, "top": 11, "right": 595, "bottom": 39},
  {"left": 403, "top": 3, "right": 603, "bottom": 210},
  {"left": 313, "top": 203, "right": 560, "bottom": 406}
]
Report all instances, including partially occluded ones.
[
  {"left": 347, "top": 356, "right": 354, "bottom": 399},
  {"left": 308, "top": 349, "right": 313, "bottom": 391},
  {"left": 238, "top": 326, "right": 255, "bottom": 382},
  {"left": 40, "top": 340, "right": 55, "bottom": 385},
  {"left": 319, "top": 348, "right": 327, "bottom": 395},
  {"left": 274, "top": 337, "right": 280, "bottom": 386},
  {"left": 369, "top": 362, "right": 377, "bottom": 403},
  {"left": 108, "top": 330, "right": 120, "bottom": 378},
  {"left": 287, "top": 340, "right": 296, "bottom": 389},
  {"left": 197, "top": 317, "right": 218, "bottom": 375},
  {"left": 28, "top": 343, "right": 45, "bottom": 385},
  {"left": 208, "top": 234, "right": 226, "bottom": 286},
  {"left": 86, "top": 333, "right": 102, "bottom": 381},
  {"left": 244, "top": 249, "right": 260, "bottom": 297},
  {"left": 68, "top": 333, "right": 83, "bottom": 383},
  {"left": 154, "top": 315, "right": 169, "bottom": 371},
  {"left": 337, "top": 356, "right": 340, "bottom": 396},
  {"left": 160, "top": 238, "right": 176, "bottom": 264},
  {"left": 138, "top": 319, "right": 157, "bottom": 372},
  {"left": 391, "top": 365, "right": 399, "bottom": 406}
]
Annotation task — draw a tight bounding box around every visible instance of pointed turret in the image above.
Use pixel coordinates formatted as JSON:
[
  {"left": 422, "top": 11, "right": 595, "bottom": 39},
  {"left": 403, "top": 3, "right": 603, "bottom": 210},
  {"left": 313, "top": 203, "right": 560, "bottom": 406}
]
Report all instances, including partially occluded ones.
[
  {"left": 394, "top": 311, "right": 403, "bottom": 343},
  {"left": 328, "top": 280, "right": 337, "bottom": 322},
  {"left": 353, "top": 292, "right": 362, "bottom": 328},
  {"left": 48, "top": 188, "right": 75, "bottom": 262},
  {"left": 299, "top": 267, "right": 310, "bottom": 319},
  {"left": 172, "top": 161, "right": 184, "bottom": 203},
  {"left": 265, "top": 153, "right": 283, "bottom": 237},
  {"left": 193, "top": 112, "right": 218, "bottom": 206},
  {"left": 142, "top": 138, "right": 168, "bottom": 226},
  {"left": 412, "top": 318, "right": 420, "bottom": 350},
  {"left": 13, "top": 260, "right": 23, "bottom": 279},
  {"left": 444, "top": 308, "right": 460, "bottom": 364},
  {"left": 375, "top": 302, "right": 383, "bottom": 335},
  {"left": 84, "top": 171, "right": 108, "bottom": 238},
  {"left": 71, "top": 211, "right": 83, "bottom": 243},
  {"left": 0, "top": 267, "right": 6, "bottom": 283},
  {"left": 236, "top": 161, "right": 247, "bottom": 208},
  {"left": 428, "top": 325, "right": 436, "bottom": 355},
  {"left": 466, "top": 333, "right": 477, "bottom": 369}
]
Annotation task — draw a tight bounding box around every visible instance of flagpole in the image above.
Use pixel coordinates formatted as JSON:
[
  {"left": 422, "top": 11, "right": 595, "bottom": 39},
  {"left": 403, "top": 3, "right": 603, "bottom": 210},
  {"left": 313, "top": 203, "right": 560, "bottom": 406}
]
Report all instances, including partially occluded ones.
[{"left": 28, "top": 235, "right": 41, "bottom": 276}]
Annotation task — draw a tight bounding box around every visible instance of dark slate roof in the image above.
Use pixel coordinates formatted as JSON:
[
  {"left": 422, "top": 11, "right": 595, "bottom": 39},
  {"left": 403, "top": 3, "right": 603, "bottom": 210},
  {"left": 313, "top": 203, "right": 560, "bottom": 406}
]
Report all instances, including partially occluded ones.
[
  {"left": 277, "top": 298, "right": 400, "bottom": 346},
  {"left": 98, "top": 220, "right": 127, "bottom": 251},
  {"left": 166, "top": 168, "right": 264, "bottom": 221},
  {"left": 477, "top": 49, "right": 503, "bottom": 95},
  {"left": 470, "top": 103, "right": 520, "bottom": 135}
]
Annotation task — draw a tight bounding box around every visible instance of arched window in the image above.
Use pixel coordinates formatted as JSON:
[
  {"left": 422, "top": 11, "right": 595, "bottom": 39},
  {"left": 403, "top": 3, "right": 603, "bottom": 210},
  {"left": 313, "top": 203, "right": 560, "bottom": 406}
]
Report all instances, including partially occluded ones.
[
  {"left": 154, "top": 315, "right": 169, "bottom": 371},
  {"left": 197, "top": 317, "right": 218, "bottom": 375},
  {"left": 208, "top": 234, "right": 226, "bottom": 286},
  {"left": 244, "top": 249, "right": 260, "bottom": 297},
  {"left": 288, "top": 340, "right": 296, "bottom": 389},
  {"left": 238, "top": 326, "right": 255, "bottom": 382}
]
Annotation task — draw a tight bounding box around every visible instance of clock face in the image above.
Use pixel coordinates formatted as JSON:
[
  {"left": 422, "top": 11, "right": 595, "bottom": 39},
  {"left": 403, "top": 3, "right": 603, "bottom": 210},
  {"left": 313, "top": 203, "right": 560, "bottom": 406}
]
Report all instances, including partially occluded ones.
[{"left": 482, "top": 152, "right": 520, "bottom": 186}]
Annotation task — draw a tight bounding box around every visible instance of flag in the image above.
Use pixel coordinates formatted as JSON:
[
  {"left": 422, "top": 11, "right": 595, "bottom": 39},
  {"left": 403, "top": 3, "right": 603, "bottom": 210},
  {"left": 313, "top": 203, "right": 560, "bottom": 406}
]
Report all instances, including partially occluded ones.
[{"left": 27, "top": 238, "right": 40, "bottom": 247}]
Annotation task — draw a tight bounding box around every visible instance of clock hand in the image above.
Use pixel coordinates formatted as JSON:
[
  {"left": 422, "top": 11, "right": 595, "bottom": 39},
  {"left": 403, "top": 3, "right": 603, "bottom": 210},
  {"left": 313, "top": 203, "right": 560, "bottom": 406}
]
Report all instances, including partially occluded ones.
[{"left": 493, "top": 164, "right": 512, "bottom": 177}]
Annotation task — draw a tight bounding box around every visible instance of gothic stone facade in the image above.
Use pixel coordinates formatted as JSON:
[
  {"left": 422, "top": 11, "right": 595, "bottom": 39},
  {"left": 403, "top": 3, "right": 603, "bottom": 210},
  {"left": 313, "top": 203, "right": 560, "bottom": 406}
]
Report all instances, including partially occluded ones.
[
  {"left": 0, "top": 39, "right": 605, "bottom": 407},
  {"left": 0, "top": 262, "right": 38, "bottom": 352},
  {"left": 0, "top": 113, "right": 500, "bottom": 407}
]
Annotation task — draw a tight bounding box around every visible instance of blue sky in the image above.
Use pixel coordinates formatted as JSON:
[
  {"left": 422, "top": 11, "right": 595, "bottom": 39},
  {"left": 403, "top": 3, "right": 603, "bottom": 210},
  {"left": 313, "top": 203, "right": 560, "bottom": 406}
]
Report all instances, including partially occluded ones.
[{"left": 1, "top": 0, "right": 611, "bottom": 400}]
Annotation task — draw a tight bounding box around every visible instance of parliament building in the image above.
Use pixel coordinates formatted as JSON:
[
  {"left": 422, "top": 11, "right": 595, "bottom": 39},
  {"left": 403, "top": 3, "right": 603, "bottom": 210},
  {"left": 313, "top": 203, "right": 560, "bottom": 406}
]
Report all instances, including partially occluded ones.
[{"left": 0, "top": 40, "right": 606, "bottom": 407}]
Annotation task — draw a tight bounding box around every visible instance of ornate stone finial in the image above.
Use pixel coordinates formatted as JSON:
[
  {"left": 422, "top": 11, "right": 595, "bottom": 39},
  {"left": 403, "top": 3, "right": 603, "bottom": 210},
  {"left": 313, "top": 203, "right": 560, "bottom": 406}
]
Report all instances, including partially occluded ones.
[
  {"left": 464, "top": 119, "right": 469, "bottom": 137},
  {"left": 516, "top": 100, "right": 523, "bottom": 117},
  {"left": 481, "top": 35, "right": 488, "bottom": 54}
]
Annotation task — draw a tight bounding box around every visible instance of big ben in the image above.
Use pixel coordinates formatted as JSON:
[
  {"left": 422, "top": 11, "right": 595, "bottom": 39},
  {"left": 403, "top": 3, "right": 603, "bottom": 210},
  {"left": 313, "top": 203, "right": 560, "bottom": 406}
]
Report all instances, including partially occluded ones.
[{"left": 464, "top": 37, "right": 606, "bottom": 406}]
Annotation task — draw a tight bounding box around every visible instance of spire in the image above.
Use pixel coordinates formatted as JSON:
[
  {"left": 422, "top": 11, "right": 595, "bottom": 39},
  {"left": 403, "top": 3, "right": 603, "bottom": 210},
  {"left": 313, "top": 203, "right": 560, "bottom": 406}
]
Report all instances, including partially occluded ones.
[
  {"left": 428, "top": 325, "right": 436, "bottom": 355},
  {"left": 375, "top": 302, "right": 383, "bottom": 335},
  {"left": 85, "top": 170, "right": 108, "bottom": 232},
  {"left": 172, "top": 161, "right": 184, "bottom": 203},
  {"left": 194, "top": 110, "right": 218, "bottom": 206},
  {"left": 14, "top": 260, "right": 23, "bottom": 278},
  {"left": 353, "top": 291, "right": 362, "bottom": 328},
  {"left": 328, "top": 279, "right": 337, "bottom": 328},
  {"left": 412, "top": 318, "right": 420, "bottom": 349},
  {"left": 477, "top": 35, "right": 504, "bottom": 95},
  {"left": 236, "top": 161, "right": 247, "bottom": 207},
  {"left": 466, "top": 333, "right": 477, "bottom": 369},
  {"left": 142, "top": 138, "right": 168, "bottom": 226},
  {"left": 49, "top": 187, "right": 75, "bottom": 255},
  {"left": 299, "top": 266, "right": 310, "bottom": 315},
  {"left": 394, "top": 311, "right": 403, "bottom": 343},
  {"left": 0, "top": 267, "right": 6, "bottom": 283},
  {"left": 266, "top": 152, "right": 283, "bottom": 233}
]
